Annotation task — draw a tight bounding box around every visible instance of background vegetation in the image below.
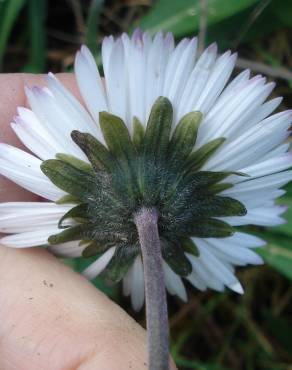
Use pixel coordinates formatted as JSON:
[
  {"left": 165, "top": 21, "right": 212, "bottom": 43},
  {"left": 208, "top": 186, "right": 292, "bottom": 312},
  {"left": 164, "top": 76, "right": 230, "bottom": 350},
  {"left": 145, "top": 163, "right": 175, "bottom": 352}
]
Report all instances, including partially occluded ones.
[{"left": 1, "top": 0, "right": 292, "bottom": 369}]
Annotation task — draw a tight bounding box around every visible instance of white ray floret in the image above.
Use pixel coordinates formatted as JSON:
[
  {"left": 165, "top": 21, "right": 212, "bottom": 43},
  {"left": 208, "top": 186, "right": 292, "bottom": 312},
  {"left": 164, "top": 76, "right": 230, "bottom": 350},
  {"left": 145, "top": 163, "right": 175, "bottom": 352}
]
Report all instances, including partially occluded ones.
[
  {"left": 163, "top": 261, "right": 188, "bottom": 302},
  {"left": 0, "top": 144, "right": 65, "bottom": 201},
  {"left": 48, "top": 241, "right": 85, "bottom": 258},
  {"left": 75, "top": 45, "right": 108, "bottom": 125},
  {"left": 123, "top": 255, "right": 145, "bottom": 311},
  {"left": 82, "top": 247, "right": 116, "bottom": 280},
  {"left": 0, "top": 227, "right": 60, "bottom": 248},
  {"left": 0, "top": 202, "right": 73, "bottom": 234}
]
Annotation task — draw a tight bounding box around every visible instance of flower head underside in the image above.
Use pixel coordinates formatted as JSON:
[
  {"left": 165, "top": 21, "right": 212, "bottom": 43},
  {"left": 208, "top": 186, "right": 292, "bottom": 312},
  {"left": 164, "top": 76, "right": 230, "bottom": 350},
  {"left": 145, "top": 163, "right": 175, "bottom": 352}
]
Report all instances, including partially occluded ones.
[
  {"left": 1, "top": 30, "right": 292, "bottom": 310},
  {"left": 41, "top": 97, "right": 247, "bottom": 282}
]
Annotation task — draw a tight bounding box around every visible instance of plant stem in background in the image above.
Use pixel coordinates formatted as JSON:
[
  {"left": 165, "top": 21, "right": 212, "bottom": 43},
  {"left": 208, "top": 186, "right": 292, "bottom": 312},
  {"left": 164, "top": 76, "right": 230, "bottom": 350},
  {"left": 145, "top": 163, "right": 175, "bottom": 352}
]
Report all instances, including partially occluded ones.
[
  {"left": 134, "top": 208, "right": 169, "bottom": 370},
  {"left": 85, "top": 0, "right": 103, "bottom": 55},
  {"left": 198, "top": 0, "right": 208, "bottom": 55},
  {"left": 26, "top": 0, "right": 46, "bottom": 73}
]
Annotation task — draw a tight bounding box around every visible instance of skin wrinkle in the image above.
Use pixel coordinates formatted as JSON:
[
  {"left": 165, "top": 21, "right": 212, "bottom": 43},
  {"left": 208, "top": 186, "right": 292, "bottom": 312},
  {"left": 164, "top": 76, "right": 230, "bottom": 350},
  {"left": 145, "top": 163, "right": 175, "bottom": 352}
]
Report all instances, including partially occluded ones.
[{"left": 0, "top": 74, "right": 177, "bottom": 370}]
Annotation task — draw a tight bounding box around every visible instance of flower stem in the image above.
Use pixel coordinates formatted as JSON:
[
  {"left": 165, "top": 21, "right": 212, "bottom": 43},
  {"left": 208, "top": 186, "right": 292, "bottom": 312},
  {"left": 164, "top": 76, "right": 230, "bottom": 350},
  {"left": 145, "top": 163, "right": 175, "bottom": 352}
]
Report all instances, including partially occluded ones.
[{"left": 134, "top": 207, "right": 169, "bottom": 370}]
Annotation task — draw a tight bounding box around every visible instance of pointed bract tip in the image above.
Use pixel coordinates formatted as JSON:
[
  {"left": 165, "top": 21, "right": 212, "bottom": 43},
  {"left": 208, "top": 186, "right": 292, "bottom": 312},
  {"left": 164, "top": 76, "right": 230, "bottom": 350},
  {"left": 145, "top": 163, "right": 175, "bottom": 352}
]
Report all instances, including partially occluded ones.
[
  {"left": 99, "top": 110, "right": 112, "bottom": 120},
  {"left": 155, "top": 96, "right": 172, "bottom": 106},
  {"left": 71, "top": 129, "right": 82, "bottom": 142}
]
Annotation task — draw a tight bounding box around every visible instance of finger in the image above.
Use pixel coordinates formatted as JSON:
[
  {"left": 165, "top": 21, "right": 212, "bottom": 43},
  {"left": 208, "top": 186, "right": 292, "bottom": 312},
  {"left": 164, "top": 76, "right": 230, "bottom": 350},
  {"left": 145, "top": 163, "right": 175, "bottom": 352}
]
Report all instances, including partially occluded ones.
[
  {"left": 0, "top": 73, "right": 80, "bottom": 202},
  {"left": 0, "top": 246, "right": 176, "bottom": 370}
]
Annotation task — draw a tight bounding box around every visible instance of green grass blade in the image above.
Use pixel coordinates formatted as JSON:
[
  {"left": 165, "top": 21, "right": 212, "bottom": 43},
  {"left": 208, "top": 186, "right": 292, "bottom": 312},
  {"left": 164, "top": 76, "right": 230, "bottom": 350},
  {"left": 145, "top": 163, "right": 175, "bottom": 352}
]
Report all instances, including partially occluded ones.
[
  {"left": 23, "top": 0, "right": 46, "bottom": 72},
  {"left": 0, "top": 0, "right": 27, "bottom": 68},
  {"left": 138, "top": 0, "right": 259, "bottom": 37},
  {"left": 85, "top": 0, "right": 103, "bottom": 55}
]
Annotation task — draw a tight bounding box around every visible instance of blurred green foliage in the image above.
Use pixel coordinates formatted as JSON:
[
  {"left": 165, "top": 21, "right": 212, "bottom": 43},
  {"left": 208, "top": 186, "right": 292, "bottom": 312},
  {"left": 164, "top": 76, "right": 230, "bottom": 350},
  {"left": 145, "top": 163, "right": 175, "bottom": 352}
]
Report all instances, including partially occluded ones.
[
  {"left": 0, "top": 0, "right": 26, "bottom": 66},
  {"left": 1, "top": 0, "right": 292, "bottom": 369},
  {"left": 139, "top": 0, "right": 259, "bottom": 37}
]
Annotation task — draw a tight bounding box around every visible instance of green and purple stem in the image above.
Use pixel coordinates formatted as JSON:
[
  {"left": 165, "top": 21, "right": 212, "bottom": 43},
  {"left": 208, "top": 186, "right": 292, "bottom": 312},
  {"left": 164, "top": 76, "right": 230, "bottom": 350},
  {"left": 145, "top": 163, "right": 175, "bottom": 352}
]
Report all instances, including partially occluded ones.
[{"left": 134, "top": 207, "right": 169, "bottom": 370}]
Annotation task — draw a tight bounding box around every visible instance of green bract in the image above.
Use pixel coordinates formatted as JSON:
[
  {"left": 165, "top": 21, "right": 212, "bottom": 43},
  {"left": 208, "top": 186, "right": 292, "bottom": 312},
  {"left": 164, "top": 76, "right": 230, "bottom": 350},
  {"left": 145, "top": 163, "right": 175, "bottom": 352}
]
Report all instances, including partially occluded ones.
[{"left": 41, "top": 97, "right": 247, "bottom": 279}]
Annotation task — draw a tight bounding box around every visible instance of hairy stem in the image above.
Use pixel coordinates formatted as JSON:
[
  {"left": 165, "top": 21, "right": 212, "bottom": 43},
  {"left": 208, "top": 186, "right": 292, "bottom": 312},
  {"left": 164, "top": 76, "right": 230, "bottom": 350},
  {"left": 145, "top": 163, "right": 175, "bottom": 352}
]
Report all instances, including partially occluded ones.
[{"left": 134, "top": 207, "right": 169, "bottom": 370}]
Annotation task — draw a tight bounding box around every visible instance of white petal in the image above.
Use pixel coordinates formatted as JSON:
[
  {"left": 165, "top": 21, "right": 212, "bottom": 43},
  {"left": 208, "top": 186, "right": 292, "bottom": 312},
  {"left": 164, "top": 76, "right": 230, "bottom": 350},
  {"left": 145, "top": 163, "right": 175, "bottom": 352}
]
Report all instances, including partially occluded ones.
[
  {"left": 82, "top": 247, "right": 116, "bottom": 280},
  {"left": 193, "top": 51, "right": 237, "bottom": 114},
  {"left": 216, "top": 69, "right": 251, "bottom": 101},
  {"left": 145, "top": 32, "right": 172, "bottom": 120},
  {"left": 123, "top": 266, "right": 133, "bottom": 297},
  {"left": 122, "top": 32, "right": 147, "bottom": 127},
  {"left": 48, "top": 241, "right": 84, "bottom": 258},
  {"left": 46, "top": 73, "right": 102, "bottom": 139},
  {"left": 201, "top": 69, "right": 250, "bottom": 121},
  {"left": 103, "top": 39, "right": 127, "bottom": 124},
  {"left": 74, "top": 45, "right": 108, "bottom": 125},
  {"left": 243, "top": 97, "right": 282, "bottom": 130},
  {"left": 178, "top": 43, "right": 217, "bottom": 118},
  {"left": 260, "top": 143, "right": 290, "bottom": 162},
  {"left": 0, "top": 142, "right": 42, "bottom": 169},
  {"left": 12, "top": 108, "right": 61, "bottom": 160},
  {"left": 177, "top": 69, "right": 209, "bottom": 119},
  {"left": 186, "top": 253, "right": 225, "bottom": 291},
  {"left": 163, "top": 261, "right": 187, "bottom": 301},
  {"left": 229, "top": 282, "right": 244, "bottom": 294},
  {"left": 204, "top": 111, "right": 292, "bottom": 171},
  {"left": 222, "top": 205, "right": 287, "bottom": 227},
  {"left": 165, "top": 38, "right": 197, "bottom": 118},
  {"left": 221, "top": 81, "right": 276, "bottom": 139},
  {"left": 0, "top": 144, "right": 65, "bottom": 201},
  {"left": 186, "top": 270, "right": 207, "bottom": 291},
  {"left": 0, "top": 227, "right": 59, "bottom": 247},
  {"left": 194, "top": 239, "right": 244, "bottom": 293},
  {"left": 204, "top": 237, "right": 264, "bottom": 266},
  {"left": 197, "top": 77, "right": 275, "bottom": 147},
  {"left": 163, "top": 38, "right": 191, "bottom": 97},
  {"left": 227, "top": 153, "right": 292, "bottom": 184},
  {"left": 232, "top": 189, "right": 285, "bottom": 209},
  {"left": 130, "top": 255, "right": 145, "bottom": 311},
  {"left": 211, "top": 232, "right": 266, "bottom": 248},
  {"left": 25, "top": 86, "right": 85, "bottom": 156},
  {"left": 0, "top": 202, "right": 72, "bottom": 233},
  {"left": 223, "top": 170, "right": 292, "bottom": 196},
  {"left": 101, "top": 35, "right": 114, "bottom": 79}
]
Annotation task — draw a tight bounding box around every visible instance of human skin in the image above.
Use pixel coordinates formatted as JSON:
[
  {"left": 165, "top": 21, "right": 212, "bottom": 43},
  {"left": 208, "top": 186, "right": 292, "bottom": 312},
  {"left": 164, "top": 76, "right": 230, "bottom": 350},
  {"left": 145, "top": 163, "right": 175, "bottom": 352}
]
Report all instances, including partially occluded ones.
[{"left": 0, "top": 74, "right": 177, "bottom": 370}]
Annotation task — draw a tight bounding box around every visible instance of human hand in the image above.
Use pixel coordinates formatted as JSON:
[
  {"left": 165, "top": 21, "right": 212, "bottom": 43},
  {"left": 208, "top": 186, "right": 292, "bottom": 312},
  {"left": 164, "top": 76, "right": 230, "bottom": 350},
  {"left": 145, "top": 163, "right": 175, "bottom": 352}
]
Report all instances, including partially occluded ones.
[{"left": 0, "top": 74, "right": 176, "bottom": 370}]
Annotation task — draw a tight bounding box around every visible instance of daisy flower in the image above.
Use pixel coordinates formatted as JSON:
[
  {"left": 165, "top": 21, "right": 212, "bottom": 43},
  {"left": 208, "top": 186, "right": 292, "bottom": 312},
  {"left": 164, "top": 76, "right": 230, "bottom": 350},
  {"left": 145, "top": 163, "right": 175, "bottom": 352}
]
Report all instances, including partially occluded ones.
[{"left": 1, "top": 29, "right": 291, "bottom": 369}]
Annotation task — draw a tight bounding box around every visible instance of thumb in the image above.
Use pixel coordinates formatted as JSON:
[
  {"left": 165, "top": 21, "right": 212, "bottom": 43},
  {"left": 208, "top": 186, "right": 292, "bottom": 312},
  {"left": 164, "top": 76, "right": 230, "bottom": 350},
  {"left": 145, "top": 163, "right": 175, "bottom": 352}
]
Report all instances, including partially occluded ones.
[{"left": 0, "top": 246, "right": 176, "bottom": 370}]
